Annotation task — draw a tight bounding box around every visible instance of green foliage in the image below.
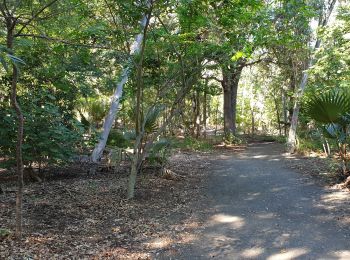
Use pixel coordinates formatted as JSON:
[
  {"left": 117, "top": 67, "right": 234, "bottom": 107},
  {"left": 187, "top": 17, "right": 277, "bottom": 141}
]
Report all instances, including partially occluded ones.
[
  {"left": 309, "top": 4, "right": 350, "bottom": 90},
  {"left": 174, "top": 137, "right": 213, "bottom": 152},
  {"left": 148, "top": 138, "right": 172, "bottom": 166},
  {"left": 304, "top": 88, "right": 350, "bottom": 174},
  {"left": 0, "top": 91, "right": 85, "bottom": 168},
  {"left": 297, "top": 137, "right": 324, "bottom": 154},
  {"left": 143, "top": 105, "right": 165, "bottom": 133},
  {"left": 107, "top": 129, "right": 130, "bottom": 148},
  {"left": 224, "top": 133, "right": 246, "bottom": 145},
  {"left": 305, "top": 89, "right": 350, "bottom": 124}
]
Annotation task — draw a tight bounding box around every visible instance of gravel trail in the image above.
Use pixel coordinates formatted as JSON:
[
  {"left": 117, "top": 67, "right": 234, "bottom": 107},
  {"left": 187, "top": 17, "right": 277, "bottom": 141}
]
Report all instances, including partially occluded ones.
[{"left": 159, "top": 142, "right": 350, "bottom": 260}]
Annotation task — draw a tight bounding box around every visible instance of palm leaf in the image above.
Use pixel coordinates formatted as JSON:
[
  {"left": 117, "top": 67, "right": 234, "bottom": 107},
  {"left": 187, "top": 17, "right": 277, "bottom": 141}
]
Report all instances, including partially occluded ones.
[
  {"left": 143, "top": 104, "right": 165, "bottom": 133},
  {"left": 305, "top": 89, "right": 350, "bottom": 124}
]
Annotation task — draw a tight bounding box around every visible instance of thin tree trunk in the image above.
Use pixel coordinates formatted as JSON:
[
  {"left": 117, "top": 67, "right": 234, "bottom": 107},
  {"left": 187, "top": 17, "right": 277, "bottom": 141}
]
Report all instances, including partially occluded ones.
[
  {"left": 127, "top": 63, "right": 203, "bottom": 199},
  {"left": 91, "top": 5, "right": 152, "bottom": 162},
  {"left": 282, "top": 91, "right": 288, "bottom": 136},
  {"left": 273, "top": 95, "right": 282, "bottom": 136},
  {"left": 127, "top": 6, "right": 152, "bottom": 199},
  {"left": 195, "top": 89, "right": 200, "bottom": 138},
  {"left": 7, "top": 24, "right": 24, "bottom": 239},
  {"left": 203, "top": 80, "right": 207, "bottom": 138},
  {"left": 251, "top": 108, "right": 255, "bottom": 136},
  {"left": 215, "top": 102, "right": 219, "bottom": 136},
  {"left": 287, "top": 0, "right": 337, "bottom": 152}
]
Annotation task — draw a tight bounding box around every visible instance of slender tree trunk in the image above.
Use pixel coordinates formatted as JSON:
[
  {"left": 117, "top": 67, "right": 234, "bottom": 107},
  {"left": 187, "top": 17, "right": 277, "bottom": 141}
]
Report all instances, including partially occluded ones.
[
  {"left": 282, "top": 91, "right": 288, "bottom": 136},
  {"left": 127, "top": 65, "right": 201, "bottom": 199},
  {"left": 126, "top": 5, "right": 152, "bottom": 199},
  {"left": 287, "top": 0, "right": 337, "bottom": 152},
  {"left": 195, "top": 89, "right": 200, "bottom": 138},
  {"left": 203, "top": 80, "right": 207, "bottom": 138},
  {"left": 7, "top": 23, "right": 24, "bottom": 239},
  {"left": 273, "top": 95, "right": 282, "bottom": 136},
  {"left": 251, "top": 108, "right": 255, "bottom": 136},
  {"left": 215, "top": 102, "right": 219, "bottom": 136},
  {"left": 91, "top": 5, "right": 152, "bottom": 162}
]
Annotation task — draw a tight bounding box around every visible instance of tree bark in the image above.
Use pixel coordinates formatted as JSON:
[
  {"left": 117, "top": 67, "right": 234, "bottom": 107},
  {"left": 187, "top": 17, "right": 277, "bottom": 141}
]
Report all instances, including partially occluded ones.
[
  {"left": 287, "top": 0, "right": 337, "bottom": 152},
  {"left": 230, "top": 66, "right": 243, "bottom": 135},
  {"left": 203, "top": 80, "right": 208, "bottom": 138},
  {"left": 195, "top": 89, "right": 200, "bottom": 138},
  {"left": 222, "top": 69, "right": 234, "bottom": 137},
  {"left": 6, "top": 21, "right": 24, "bottom": 239},
  {"left": 91, "top": 4, "right": 152, "bottom": 162}
]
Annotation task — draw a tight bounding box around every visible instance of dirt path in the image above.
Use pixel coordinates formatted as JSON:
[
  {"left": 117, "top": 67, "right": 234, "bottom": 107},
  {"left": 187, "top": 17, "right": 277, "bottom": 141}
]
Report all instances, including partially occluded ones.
[{"left": 158, "top": 142, "right": 350, "bottom": 259}]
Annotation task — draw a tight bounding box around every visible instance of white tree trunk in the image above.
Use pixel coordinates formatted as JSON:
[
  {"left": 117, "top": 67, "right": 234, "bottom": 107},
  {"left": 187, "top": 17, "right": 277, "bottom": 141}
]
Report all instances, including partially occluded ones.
[
  {"left": 91, "top": 9, "right": 150, "bottom": 163},
  {"left": 287, "top": 0, "right": 337, "bottom": 153},
  {"left": 287, "top": 72, "right": 309, "bottom": 152}
]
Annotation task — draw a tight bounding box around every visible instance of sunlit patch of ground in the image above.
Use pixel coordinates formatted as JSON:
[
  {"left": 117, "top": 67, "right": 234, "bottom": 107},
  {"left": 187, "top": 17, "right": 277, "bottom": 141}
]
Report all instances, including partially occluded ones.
[
  {"left": 210, "top": 214, "right": 245, "bottom": 229},
  {"left": 267, "top": 248, "right": 309, "bottom": 260}
]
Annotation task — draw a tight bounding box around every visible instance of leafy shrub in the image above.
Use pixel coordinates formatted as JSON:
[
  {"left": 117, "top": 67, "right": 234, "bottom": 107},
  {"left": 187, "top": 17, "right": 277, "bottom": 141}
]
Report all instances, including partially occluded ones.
[
  {"left": 0, "top": 91, "right": 85, "bottom": 169},
  {"left": 107, "top": 129, "right": 130, "bottom": 148},
  {"left": 224, "top": 133, "right": 246, "bottom": 145},
  {"left": 148, "top": 138, "right": 172, "bottom": 166},
  {"left": 174, "top": 136, "right": 213, "bottom": 151}
]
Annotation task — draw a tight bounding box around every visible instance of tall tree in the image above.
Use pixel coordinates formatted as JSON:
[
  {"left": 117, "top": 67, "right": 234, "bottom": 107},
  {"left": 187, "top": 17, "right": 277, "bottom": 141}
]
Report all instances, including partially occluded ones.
[
  {"left": 287, "top": 0, "right": 337, "bottom": 152},
  {"left": 91, "top": 1, "right": 153, "bottom": 162},
  {"left": 0, "top": 0, "right": 59, "bottom": 239}
]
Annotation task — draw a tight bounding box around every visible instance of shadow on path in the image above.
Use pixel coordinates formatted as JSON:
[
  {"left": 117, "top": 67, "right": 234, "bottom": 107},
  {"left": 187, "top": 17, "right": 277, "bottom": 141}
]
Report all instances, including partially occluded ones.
[{"left": 157, "top": 142, "right": 350, "bottom": 260}]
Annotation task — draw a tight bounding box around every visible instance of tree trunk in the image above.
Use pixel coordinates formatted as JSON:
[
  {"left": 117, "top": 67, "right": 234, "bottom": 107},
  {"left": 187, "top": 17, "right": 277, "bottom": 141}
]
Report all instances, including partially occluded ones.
[
  {"left": 91, "top": 6, "right": 152, "bottom": 162},
  {"left": 282, "top": 91, "right": 288, "bottom": 136},
  {"left": 230, "top": 65, "right": 244, "bottom": 136},
  {"left": 251, "top": 108, "right": 255, "bottom": 136},
  {"left": 287, "top": 0, "right": 337, "bottom": 153},
  {"left": 7, "top": 23, "right": 24, "bottom": 239},
  {"left": 223, "top": 86, "right": 233, "bottom": 136},
  {"left": 126, "top": 6, "right": 152, "bottom": 199},
  {"left": 273, "top": 95, "right": 282, "bottom": 136},
  {"left": 195, "top": 89, "right": 200, "bottom": 138},
  {"left": 287, "top": 72, "right": 308, "bottom": 152},
  {"left": 203, "top": 80, "right": 207, "bottom": 138}
]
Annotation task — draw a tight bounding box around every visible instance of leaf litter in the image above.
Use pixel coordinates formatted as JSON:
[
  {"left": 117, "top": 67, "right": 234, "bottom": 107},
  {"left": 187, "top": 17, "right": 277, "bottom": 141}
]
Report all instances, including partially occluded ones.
[{"left": 0, "top": 151, "right": 213, "bottom": 259}]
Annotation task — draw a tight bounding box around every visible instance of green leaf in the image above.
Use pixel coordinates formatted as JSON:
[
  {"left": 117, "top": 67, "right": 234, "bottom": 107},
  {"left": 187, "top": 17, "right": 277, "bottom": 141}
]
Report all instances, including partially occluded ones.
[{"left": 231, "top": 51, "right": 244, "bottom": 61}]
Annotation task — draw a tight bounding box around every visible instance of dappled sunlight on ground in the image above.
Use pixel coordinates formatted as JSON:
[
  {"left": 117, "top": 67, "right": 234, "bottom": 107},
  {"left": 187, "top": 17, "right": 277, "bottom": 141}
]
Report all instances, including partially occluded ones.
[
  {"left": 145, "top": 236, "right": 173, "bottom": 249},
  {"left": 266, "top": 248, "right": 309, "bottom": 260},
  {"left": 210, "top": 214, "right": 245, "bottom": 229},
  {"left": 241, "top": 247, "right": 264, "bottom": 258},
  {"left": 332, "top": 250, "right": 350, "bottom": 259},
  {"left": 320, "top": 190, "right": 349, "bottom": 205},
  {"left": 158, "top": 142, "right": 350, "bottom": 259}
]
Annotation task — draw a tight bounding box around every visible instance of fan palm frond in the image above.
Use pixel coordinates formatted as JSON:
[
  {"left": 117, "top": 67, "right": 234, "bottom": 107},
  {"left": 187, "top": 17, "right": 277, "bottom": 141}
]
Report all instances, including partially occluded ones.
[
  {"left": 143, "top": 104, "right": 166, "bottom": 133},
  {"left": 305, "top": 89, "right": 350, "bottom": 124}
]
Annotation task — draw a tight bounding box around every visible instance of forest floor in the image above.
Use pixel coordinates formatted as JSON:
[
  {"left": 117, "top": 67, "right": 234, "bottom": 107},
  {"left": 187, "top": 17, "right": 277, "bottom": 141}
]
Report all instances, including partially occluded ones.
[
  {"left": 1, "top": 142, "right": 349, "bottom": 259},
  {"left": 0, "top": 145, "right": 243, "bottom": 259}
]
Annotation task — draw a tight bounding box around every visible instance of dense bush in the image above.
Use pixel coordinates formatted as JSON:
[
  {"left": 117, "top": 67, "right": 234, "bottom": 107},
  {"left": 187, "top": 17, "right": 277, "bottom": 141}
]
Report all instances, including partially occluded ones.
[{"left": 0, "top": 91, "right": 85, "bottom": 169}]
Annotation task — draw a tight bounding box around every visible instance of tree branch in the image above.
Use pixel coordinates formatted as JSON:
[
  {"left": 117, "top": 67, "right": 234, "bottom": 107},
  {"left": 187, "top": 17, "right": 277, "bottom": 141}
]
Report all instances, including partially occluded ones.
[
  {"left": 201, "top": 75, "right": 223, "bottom": 83},
  {"left": 14, "top": 0, "right": 60, "bottom": 37},
  {"left": 15, "top": 33, "right": 116, "bottom": 50}
]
